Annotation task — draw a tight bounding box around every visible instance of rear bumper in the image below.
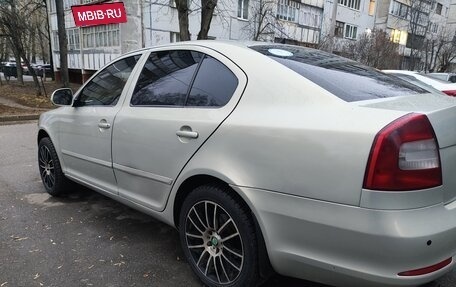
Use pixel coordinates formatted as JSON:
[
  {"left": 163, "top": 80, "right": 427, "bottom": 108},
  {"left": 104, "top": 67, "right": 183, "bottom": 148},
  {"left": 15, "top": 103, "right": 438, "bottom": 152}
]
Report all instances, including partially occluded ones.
[{"left": 234, "top": 186, "right": 456, "bottom": 287}]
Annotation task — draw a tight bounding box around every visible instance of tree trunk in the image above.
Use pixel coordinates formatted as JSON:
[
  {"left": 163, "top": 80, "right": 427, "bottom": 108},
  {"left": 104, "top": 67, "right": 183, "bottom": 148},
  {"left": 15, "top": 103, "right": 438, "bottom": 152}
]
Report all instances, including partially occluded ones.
[
  {"left": 175, "top": 0, "right": 190, "bottom": 41},
  {"left": 43, "top": 1, "right": 55, "bottom": 80},
  {"left": 38, "top": 28, "right": 47, "bottom": 64},
  {"left": 197, "top": 0, "right": 217, "bottom": 40},
  {"left": 55, "top": 0, "right": 69, "bottom": 87},
  {"left": 31, "top": 26, "right": 37, "bottom": 64},
  {"left": 12, "top": 42, "right": 24, "bottom": 85},
  {"left": 22, "top": 54, "right": 42, "bottom": 96}
]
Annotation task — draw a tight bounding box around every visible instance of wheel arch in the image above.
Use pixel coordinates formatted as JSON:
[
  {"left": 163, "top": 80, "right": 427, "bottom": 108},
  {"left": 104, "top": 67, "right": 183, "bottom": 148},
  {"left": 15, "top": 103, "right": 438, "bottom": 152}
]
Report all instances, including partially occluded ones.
[
  {"left": 172, "top": 173, "right": 274, "bottom": 280},
  {"left": 37, "top": 129, "right": 50, "bottom": 144}
]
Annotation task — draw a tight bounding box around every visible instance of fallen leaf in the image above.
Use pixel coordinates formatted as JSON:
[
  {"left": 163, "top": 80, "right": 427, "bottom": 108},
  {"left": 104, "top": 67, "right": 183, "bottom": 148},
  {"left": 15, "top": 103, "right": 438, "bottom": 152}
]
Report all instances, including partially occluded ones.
[{"left": 113, "top": 261, "right": 125, "bottom": 267}]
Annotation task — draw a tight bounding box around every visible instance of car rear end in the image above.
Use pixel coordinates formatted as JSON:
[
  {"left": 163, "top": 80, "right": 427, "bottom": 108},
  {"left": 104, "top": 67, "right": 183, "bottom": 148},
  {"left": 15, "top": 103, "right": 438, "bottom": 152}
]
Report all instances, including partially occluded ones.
[{"left": 235, "top": 44, "right": 456, "bottom": 286}]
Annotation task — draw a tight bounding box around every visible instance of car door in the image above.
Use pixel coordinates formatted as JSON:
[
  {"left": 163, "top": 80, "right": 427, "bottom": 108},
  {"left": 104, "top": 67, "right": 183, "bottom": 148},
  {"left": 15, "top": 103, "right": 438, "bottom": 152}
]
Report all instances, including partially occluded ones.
[
  {"left": 58, "top": 54, "right": 143, "bottom": 195},
  {"left": 112, "top": 48, "right": 247, "bottom": 211}
]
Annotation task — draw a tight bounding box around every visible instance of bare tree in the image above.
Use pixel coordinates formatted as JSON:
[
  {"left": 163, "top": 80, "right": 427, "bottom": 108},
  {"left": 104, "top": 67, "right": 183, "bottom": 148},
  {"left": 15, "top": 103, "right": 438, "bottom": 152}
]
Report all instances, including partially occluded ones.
[
  {"left": 435, "top": 32, "right": 456, "bottom": 72},
  {"left": 174, "top": 0, "right": 222, "bottom": 41},
  {"left": 198, "top": 0, "right": 218, "bottom": 39},
  {"left": 0, "top": 0, "right": 44, "bottom": 95},
  {"left": 248, "top": 0, "right": 276, "bottom": 41},
  {"left": 175, "top": 0, "right": 191, "bottom": 40},
  {"left": 406, "top": 0, "right": 435, "bottom": 70},
  {"left": 55, "top": 0, "right": 69, "bottom": 87},
  {"left": 341, "top": 29, "right": 401, "bottom": 69}
]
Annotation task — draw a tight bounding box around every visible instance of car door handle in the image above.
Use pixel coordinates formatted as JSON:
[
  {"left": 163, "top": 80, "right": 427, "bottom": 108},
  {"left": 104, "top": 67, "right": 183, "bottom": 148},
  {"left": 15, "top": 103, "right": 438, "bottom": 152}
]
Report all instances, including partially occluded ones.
[
  {"left": 176, "top": 130, "right": 198, "bottom": 139},
  {"left": 98, "top": 120, "right": 111, "bottom": 129}
]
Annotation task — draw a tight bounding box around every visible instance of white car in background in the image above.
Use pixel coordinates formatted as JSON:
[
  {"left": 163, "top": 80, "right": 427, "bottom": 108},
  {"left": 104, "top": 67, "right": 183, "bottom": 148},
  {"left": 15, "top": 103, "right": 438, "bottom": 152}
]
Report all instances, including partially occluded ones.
[
  {"left": 428, "top": 72, "right": 456, "bottom": 83},
  {"left": 383, "top": 70, "right": 456, "bottom": 96}
]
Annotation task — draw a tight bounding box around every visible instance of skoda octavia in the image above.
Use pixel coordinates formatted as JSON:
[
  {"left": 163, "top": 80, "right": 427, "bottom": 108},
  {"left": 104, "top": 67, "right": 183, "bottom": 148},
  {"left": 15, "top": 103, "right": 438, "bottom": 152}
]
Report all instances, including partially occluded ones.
[{"left": 38, "top": 41, "right": 456, "bottom": 287}]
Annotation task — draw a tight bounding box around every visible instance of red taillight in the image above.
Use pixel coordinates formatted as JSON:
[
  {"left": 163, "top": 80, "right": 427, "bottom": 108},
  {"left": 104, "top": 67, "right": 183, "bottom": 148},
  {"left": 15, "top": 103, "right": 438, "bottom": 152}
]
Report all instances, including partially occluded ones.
[
  {"left": 363, "top": 113, "right": 442, "bottom": 191},
  {"left": 398, "top": 258, "right": 452, "bottom": 276},
  {"left": 442, "top": 90, "right": 456, "bottom": 97}
]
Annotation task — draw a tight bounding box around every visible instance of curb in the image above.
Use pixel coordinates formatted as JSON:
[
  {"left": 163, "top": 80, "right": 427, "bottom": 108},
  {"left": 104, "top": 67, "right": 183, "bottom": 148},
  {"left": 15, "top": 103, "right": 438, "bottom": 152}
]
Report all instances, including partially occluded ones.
[{"left": 0, "top": 114, "right": 40, "bottom": 122}]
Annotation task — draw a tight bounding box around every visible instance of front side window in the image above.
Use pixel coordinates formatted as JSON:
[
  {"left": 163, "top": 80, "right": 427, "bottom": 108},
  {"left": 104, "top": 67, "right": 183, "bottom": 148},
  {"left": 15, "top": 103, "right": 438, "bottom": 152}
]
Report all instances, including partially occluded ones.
[
  {"left": 76, "top": 55, "right": 140, "bottom": 107},
  {"left": 131, "top": 50, "right": 203, "bottom": 106}
]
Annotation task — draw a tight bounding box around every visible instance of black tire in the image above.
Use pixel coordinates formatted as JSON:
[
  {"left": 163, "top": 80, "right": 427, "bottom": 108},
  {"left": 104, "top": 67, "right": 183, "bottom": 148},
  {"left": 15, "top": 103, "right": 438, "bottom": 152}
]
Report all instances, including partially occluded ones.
[
  {"left": 179, "top": 184, "right": 259, "bottom": 287},
  {"left": 38, "top": 137, "right": 71, "bottom": 196}
]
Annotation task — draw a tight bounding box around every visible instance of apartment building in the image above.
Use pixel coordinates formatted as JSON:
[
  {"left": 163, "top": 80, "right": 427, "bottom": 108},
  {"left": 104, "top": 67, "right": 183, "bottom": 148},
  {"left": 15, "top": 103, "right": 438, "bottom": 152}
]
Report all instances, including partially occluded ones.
[
  {"left": 322, "top": 0, "right": 377, "bottom": 50},
  {"left": 47, "top": 0, "right": 326, "bottom": 82},
  {"left": 48, "top": 0, "right": 456, "bottom": 81},
  {"left": 374, "top": 0, "right": 451, "bottom": 69}
]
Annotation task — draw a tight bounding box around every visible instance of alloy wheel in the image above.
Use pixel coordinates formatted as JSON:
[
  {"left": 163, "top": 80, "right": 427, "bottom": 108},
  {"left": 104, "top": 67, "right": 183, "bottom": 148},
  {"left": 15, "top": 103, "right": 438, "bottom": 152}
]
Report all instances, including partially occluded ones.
[
  {"left": 38, "top": 145, "right": 55, "bottom": 189},
  {"left": 185, "top": 200, "right": 244, "bottom": 285}
]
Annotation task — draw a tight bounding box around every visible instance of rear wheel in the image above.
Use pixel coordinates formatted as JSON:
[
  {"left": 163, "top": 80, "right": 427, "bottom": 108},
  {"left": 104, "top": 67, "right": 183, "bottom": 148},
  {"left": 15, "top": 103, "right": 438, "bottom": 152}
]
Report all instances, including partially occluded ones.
[
  {"left": 179, "top": 184, "right": 259, "bottom": 287},
  {"left": 38, "top": 137, "right": 71, "bottom": 196}
]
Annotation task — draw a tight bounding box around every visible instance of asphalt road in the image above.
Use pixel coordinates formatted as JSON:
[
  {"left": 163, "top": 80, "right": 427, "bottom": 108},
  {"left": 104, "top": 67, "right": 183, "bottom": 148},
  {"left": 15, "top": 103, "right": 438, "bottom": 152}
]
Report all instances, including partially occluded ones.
[{"left": 0, "top": 122, "right": 454, "bottom": 287}]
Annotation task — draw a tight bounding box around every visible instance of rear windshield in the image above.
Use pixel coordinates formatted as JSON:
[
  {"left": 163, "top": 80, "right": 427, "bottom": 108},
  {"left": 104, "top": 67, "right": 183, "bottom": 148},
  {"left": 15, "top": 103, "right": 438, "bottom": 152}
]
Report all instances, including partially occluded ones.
[{"left": 250, "top": 45, "right": 428, "bottom": 102}]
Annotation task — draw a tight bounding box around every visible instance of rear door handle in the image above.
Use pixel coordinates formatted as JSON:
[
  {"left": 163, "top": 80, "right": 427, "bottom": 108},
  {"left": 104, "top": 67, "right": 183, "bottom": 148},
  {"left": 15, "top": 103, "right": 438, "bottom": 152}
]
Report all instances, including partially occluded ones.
[
  {"left": 176, "top": 130, "right": 198, "bottom": 139},
  {"left": 98, "top": 120, "right": 111, "bottom": 129}
]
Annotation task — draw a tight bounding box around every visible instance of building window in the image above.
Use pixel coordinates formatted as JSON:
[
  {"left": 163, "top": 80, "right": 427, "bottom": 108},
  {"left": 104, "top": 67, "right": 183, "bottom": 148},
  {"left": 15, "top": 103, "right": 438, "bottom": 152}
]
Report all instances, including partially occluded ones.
[
  {"left": 406, "top": 34, "right": 425, "bottom": 49},
  {"left": 67, "top": 28, "right": 80, "bottom": 50},
  {"left": 335, "top": 21, "right": 344, "bottom": 37},
  {"left": 50, "top": 1, "right": 56, "bottom": 12},
  {"left": 299, "top": 4, "right": 322, "bottom": 28},
  {"left": 390, "top": 0, "right": 409, "bottom": 18},
  {"left": 429, "top": 22, "right": 438, "bottom": 33},
  {"left": 238, "top": 0, "right": 249, "bottom": 19},
  {"left": 338, "top": 0, "right": 360, "bottom": 10},
  {"left": 170, "top": 32, "right": 180, "bottom": 43},
  {"left": 82, "top": 24, "right": 120, "bottom": 48},
  {"left": 368, "top": 0, "right": 376, "bottom": 15},
  {"left": 390, "top": 29, "right": 407, "bottom": 45},
  {"left": 64, "top": 0, "right": 80, "bottom": 10},
  {"left": 436, "top": 3, "right": 442, "bottom": 15},
  {"left": 277, "top": 0, "right": 300, "bottom": 22},
  {"left": 52, "top": 31, "right": 59, "bottom": 50},
  {"left": 344, "top": 24, "right": 357, "bottom": 39}
]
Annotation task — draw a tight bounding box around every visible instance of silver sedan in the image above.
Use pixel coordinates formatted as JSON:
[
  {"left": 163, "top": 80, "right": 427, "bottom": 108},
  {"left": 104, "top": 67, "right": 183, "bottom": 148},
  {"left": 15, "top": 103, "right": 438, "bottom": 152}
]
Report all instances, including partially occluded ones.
[{"left": 38, "top": 41, "right": 456, "bottom": 287}]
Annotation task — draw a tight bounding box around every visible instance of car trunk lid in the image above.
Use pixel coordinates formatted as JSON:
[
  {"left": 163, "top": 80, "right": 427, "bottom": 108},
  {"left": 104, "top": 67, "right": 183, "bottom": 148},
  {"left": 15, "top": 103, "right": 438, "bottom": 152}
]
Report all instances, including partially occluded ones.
[{"left": 357, "top": 93, "right": 456, "bottom": 203}]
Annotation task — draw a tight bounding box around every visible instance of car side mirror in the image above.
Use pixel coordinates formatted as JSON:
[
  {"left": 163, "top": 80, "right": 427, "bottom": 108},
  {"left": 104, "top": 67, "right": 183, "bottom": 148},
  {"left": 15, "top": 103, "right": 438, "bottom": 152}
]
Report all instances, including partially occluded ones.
[{"left": 51, "top": 88, "right": 73, "bottom": 106}]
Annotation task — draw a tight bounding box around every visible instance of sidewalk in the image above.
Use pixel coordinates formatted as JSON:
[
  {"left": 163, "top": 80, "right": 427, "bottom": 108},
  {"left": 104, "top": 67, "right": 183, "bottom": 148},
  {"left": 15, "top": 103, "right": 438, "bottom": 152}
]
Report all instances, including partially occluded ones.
[{"left": 0, "top": 96, "right": 49, "bottom": 123}]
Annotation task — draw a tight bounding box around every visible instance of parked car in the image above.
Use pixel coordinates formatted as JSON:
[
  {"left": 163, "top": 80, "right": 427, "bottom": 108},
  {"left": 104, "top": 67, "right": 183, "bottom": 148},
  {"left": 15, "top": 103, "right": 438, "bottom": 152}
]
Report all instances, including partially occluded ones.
[
  {"left": 34, "top": 64, "right": 53, "bottom": 78},
  {"left": 38, "top": 41, "right": 456, "bottom": 287},
  {"left": 383, "top": 70, "right": 456, "bottom": 96},
  {"left": 21, "top": 62, "right": 29, "bottom": 75},
  {"left": 2, "top": 62, "right": 17, "bottom": 79},
  {"left": 428, "top": 72, "right": 456, "bottom": 83}
]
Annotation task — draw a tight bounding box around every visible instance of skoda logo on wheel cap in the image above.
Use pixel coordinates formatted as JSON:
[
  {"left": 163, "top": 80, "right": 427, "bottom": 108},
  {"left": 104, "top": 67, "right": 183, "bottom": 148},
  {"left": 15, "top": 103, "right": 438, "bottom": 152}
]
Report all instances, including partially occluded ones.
[{"left": 211, "top": 237, "right": 219, "bottom": 246}]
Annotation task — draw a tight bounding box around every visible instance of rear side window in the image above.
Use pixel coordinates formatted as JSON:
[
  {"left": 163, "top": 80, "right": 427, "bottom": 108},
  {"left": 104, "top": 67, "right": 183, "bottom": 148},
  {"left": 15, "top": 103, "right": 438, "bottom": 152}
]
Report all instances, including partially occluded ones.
[
  {"left": 131, "top": 50, "right": 238, "bottom": 107},
  {"left": 187, "top": 55, "right": 238, "bottom": 107},
  {"left": 131, "top": 50, "right": 203, "bottom": 106},
  {"left": 250, "top": 45, "right": 428, "bottom": 102}
]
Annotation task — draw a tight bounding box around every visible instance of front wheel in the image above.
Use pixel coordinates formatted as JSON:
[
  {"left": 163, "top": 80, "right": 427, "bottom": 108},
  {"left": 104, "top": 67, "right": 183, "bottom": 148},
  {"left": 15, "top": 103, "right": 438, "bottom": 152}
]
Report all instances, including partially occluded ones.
[
  {"left": 38, "top": 137, "right": 71, "bottom": 196},
  {"left": 179, "top": 184, "right": 259, "bottom": 287}
]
